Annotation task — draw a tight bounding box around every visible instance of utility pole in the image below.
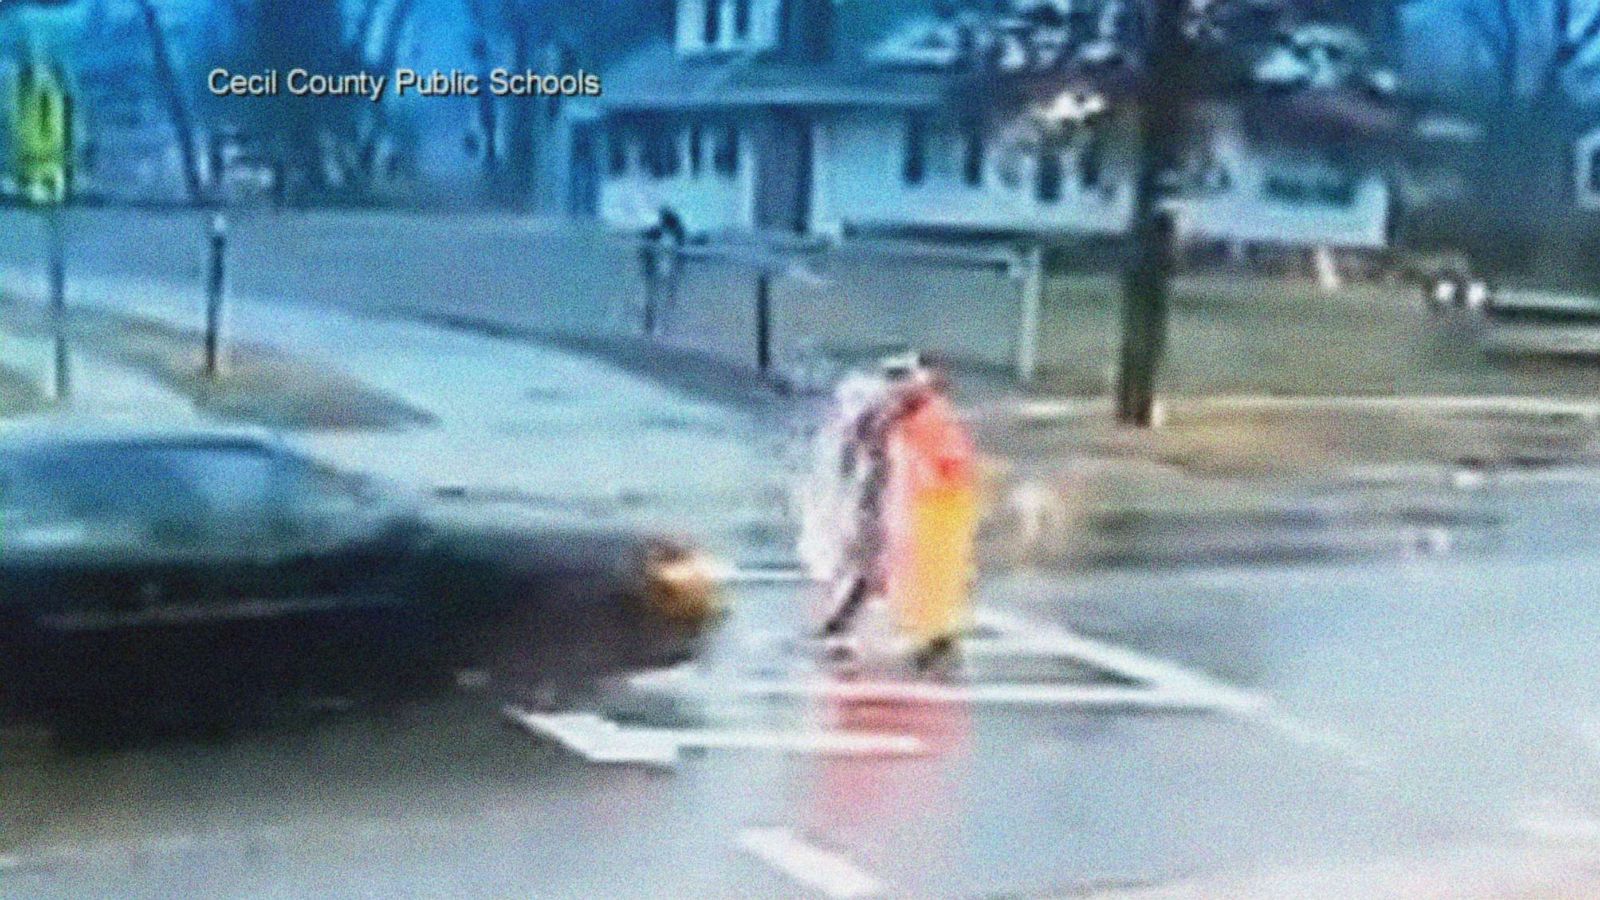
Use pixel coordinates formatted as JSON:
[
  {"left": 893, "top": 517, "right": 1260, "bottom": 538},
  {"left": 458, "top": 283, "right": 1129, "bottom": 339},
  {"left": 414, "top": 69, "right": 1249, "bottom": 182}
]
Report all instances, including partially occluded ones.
[
  {"left": 1014, "top": 243, "right": 1044, "bottom": 385},
  {"left": 755, "top": 271, "right": 772, "bottom": 375},
  {"left": 47, "top": 207, "right": 68, "bottom": 403},
  {"left": 1116, "top": 0, "right": 1188, "bottom": 427},
  {"left": 204, "top": 213, "right": 228, "bottom": 380}
]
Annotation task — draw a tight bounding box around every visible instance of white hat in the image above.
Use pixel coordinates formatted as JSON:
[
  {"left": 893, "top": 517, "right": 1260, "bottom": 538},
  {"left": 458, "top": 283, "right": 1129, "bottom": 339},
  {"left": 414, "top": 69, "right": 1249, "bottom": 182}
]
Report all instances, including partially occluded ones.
[{"left": 879, "top": 351, "right": 925, "bottom": 379}]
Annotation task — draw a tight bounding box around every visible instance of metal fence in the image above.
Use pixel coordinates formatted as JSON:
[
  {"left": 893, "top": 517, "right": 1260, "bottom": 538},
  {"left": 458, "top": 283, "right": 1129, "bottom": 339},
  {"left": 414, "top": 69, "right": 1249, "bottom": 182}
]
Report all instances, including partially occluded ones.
[
  {"left": 630, "top": 236, "right": 1047, "bottom": 389},
  {"left": 0, "top": 208, "right": 1055, "bottom": 395}
]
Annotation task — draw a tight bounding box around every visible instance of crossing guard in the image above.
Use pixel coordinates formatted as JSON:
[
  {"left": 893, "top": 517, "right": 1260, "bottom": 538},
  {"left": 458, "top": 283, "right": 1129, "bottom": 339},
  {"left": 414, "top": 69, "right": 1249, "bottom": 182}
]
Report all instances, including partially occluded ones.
[{"left": 883, "top": 374, "right": 980, "bottom": 667}]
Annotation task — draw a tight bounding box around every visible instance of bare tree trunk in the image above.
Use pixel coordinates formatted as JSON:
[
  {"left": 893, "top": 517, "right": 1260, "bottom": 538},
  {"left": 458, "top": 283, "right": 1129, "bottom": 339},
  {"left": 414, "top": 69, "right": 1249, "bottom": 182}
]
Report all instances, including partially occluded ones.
[
  {"left": 504, "top": 19, "right": 537, "bottom": 208},
  {"left": 1116, "top": 0, "right": 1186, "bottom": 427},
  {"left": 1528, "top": 96, "right": 1577, "bottom": 283},
  {"left": 134, "top": 0, "right": 204, "bottom": 204},
  {"left": 464, "top": 0, "right": 502, "bottom": 192},
  {"left": 350, "top": 0, "right": 418, "bottom": 194},
  {"left": 352, "top": 0, "right": 383, "bottom": 53}
]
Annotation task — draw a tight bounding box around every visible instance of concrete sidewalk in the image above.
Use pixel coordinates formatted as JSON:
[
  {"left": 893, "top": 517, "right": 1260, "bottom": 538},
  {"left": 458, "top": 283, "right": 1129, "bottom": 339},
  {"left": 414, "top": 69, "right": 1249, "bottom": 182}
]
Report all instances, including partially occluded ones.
[
  {"left": 0, "top": 274, "right": 792, "bottom": 558},
  {"left": 9, "top": 249, "right": 1600, "bottom": 571},
  {"left": 20, "top": 210, "right": 1600, "bottom": 399},
  {"left": 0, "top": 327, "right": 199, "bottom": 425}
]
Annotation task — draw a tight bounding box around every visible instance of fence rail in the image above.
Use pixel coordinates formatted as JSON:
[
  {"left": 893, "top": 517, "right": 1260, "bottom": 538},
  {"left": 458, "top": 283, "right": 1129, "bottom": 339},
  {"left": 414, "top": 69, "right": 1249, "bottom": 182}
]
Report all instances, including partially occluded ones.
[{"left": 635, "top": 236, "right": 1046, "bottom": 384}]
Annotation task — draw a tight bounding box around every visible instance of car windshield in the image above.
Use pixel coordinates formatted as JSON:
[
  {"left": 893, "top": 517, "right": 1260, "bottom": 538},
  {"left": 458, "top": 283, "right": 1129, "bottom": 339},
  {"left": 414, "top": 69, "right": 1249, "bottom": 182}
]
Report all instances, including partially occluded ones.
[{"left": 0, "top": 442, "right": 276, "bottom": 526}]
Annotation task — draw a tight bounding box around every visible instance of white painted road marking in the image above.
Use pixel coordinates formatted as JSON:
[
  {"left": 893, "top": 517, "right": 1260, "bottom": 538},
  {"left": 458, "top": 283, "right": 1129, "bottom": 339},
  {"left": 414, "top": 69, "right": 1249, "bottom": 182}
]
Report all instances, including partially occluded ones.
[
  {"left": 1518, "top": 814, "right": 1600, "bottom": 842},
  {"left": 976, "top": 609, "right": 1382, "bottom": 771},
  {"left": 639, "top": 676, "right": 1236, "bottom": 710},
  {"left": 504, "top": 709, "right": 927, "bottom": 766},
  {"left": 973, "top": 609, "right": 1256, "bottom": 710},
  {"left": 738, "top": 827, "right": 886, "bottom": 899},
  {"left": 629, "top": 606, "right": 1262, "bottom": 713},
  {"left": 631, "top": 604, "right": 1376, "bottom": 770},
  {"left": 1252, "top": 712, "right": 1383, "bottom": 772},
  {"left": 1512, "top": 726, "right": 1600, "bottom": 843},
  {"left": 714, "top": 564, "right": 817, "bottom": 585}
]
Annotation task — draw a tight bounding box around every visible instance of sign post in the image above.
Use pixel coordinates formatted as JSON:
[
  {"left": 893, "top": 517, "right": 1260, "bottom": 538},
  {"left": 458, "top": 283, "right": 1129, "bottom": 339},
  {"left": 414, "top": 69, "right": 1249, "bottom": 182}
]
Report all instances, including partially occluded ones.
[
  {"left": 1014, "top": 244, "right": 1044, "bottom": 385},
  {"left": 47, "top": 208, "right": 68, "bottom": 402},
  {"left": 755, "top": 271, "right": 772, "bottom": 375},
  {"left": 204, "top": 214, "right": 228, "bottom": 380},
  {"left": 13, "top": 60, "right": 73, "bottom": 402}
]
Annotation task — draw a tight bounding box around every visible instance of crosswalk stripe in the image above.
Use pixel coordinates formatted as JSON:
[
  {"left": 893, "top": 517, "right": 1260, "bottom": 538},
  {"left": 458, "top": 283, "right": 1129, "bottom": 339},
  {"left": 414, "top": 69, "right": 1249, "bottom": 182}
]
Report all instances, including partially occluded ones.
[{"left": 738, "top": 827, "right": 886, "bottom": 899}]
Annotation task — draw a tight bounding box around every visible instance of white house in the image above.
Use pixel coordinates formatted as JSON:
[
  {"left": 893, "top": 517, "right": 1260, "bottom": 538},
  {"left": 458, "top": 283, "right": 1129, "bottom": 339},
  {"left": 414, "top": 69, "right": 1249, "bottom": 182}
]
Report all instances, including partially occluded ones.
[
  {"left": 597, "top": 0, "right": 945, "bottom": 236},
  {"left": 595, "top": 0, "right": 1396, "bottom": 249},
  {"left": 1174, "top": 98, "right": 1393, "bottom": 248},
  {"left": 807, "top": 75, "right": 1137, "bottom": 238},
  {"left": 1575, "top": 125, "right": 1600, "bottom": 212}
]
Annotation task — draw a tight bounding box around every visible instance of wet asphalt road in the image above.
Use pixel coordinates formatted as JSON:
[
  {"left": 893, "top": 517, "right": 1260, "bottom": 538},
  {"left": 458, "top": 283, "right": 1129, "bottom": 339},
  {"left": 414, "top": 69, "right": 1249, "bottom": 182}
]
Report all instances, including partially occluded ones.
[
  {"left": 6, "top": 464, "right": 1600, "bottom": 890},
  {"left": 9, "top": 472, "right": 1600, "bottom": 897},
  {"left": 9, "top": 209, "right": 1600, "bottom": 890}
]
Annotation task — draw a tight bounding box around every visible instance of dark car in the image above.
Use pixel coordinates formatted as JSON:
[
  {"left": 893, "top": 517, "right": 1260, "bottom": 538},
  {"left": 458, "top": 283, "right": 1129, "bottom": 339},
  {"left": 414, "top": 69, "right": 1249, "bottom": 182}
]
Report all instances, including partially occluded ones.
[
  {"left": 1423, "top": 268, "right": 1493, "bottom": 314},
  {"left": 0, "top": 426, "right": 724, "bottom": 735}
]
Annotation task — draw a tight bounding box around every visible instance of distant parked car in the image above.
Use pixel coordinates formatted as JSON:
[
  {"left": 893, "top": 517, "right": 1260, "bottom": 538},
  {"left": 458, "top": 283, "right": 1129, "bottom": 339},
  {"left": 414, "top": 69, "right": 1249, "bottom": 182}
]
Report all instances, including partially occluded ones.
[
  {"left": 0, "top": 425, "right": 724, "bottom": 736},
  {"left": 1397, "top": 250, "right": 1492, "bottom": 315},
  {"left": 1425, "top": 269, "right": 1493, "bottom": 314}
]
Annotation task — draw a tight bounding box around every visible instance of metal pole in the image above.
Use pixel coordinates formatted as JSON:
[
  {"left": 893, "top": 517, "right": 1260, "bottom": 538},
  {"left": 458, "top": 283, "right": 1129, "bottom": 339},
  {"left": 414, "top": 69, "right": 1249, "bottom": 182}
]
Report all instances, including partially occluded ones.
[
  {"left": 642, "top": 243, "right": 659, "bottom": 337},
  {"left": 755, "top": 271, "right": 772, "bottom": 374},
  {"left": 1116, "top": 0, "right": 1187, "bottom": 427},
  {"left": 1015, "top": 244, "right": 1044, "bottom": 384},
  {"left": 46, "top": 208, "right": 68, "bottom": 403},
  {"left": 204, "top": 213, "right": 227, "bottom": 380}
]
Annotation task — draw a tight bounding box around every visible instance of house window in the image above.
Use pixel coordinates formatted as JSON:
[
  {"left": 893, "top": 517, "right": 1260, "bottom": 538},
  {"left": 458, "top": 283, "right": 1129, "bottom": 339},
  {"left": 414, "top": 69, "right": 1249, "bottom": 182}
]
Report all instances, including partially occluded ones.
[
  {"left": 689, "top": 125, "right": 705, "bottom": 176},
  {"left": 733, "top": 0, "right": 751, "bottom": 39},
  {"left": 1036, "top": 149, "right": 1063, "bottom": 203},
  {"left": 704, "top": 0, "right": 722, "bottom": 46},
  {"left": 607, "top": 126, "right": 629, "bottom": 176},
  {"left": 1080, "top": 131, "right": 1104, "bottom": 188},
  {"left": 961, "top": 117, "right": 985, "bottom": 187},
  {"left": 1263, "top": 173, "right": 1356, "bottom": 207},
  {"left": 903, "top": 113, "right": 929, "bottom": 185},
  {"left": 644, "top": 126, "right": 681, "bottom": 179},
  {"left": 714, "top": 126, "right": 740, "bottom": 176}
]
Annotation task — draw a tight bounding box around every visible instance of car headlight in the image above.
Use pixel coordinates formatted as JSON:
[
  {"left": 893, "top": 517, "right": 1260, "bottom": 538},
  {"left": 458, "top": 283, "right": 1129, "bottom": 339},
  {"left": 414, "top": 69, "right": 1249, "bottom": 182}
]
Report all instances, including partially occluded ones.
[
  {"left": 1464, "top": 280, "right": 1490, "bottom": 311},
  {"left": 643, "top": 541, "right": 726, "bottom": 625}
]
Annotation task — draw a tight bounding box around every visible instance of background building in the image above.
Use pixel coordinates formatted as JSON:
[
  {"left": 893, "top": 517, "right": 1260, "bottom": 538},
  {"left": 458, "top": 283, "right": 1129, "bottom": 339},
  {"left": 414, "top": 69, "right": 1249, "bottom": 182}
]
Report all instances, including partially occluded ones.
[{"left": 594, "top": 0, "right": 1400, "bottom": 251}]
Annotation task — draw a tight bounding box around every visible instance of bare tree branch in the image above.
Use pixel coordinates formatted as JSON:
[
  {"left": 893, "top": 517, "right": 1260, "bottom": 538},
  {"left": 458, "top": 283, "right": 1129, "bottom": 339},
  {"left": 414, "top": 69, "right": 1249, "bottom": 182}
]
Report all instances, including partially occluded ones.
[
  {"left": 464, "top": 0, "right": 501, "bottom": 180},
  {"left": 1464, "top": 0, "right": 1519, "bottom": 95},
  {"left": 133, "top": 0, "right": 205, "bottom": 203},
  {"left": 352, "top": 0, "right": 384, "bottom": 54},
  {"left": 352, "top": 0, "right": 419, "bottom": 186},
  {"left": 1463, "top": 2, "right": 1508, "bottom": 58},
  {"left": 1570, "top": 0, "right": 1600, "bottom": 61}
]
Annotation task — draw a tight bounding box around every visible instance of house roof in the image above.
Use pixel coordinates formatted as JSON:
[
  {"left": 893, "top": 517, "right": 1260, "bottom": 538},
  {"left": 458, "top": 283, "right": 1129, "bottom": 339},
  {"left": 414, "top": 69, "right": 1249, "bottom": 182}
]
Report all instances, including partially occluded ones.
[
  {"left": 599, "top": 40, "right": 1410, "bottom": 152},
  {"left": 1237, "top": 87, "right": 1409, "bottom": 146},
  {"left": 600, "top": 42, "right": 948, "bottom": 112}
]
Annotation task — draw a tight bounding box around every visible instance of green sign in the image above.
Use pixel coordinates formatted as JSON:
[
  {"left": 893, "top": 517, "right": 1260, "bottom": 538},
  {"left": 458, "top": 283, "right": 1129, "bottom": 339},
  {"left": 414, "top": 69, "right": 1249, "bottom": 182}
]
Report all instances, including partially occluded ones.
[{"left": 12, "top": 62, "right": 71, "bottom": 206}]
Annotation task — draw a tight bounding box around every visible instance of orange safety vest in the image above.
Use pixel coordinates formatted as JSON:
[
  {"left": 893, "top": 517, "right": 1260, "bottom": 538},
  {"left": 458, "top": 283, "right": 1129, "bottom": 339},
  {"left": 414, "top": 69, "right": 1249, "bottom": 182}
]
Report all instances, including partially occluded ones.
[{"left": 883, "top": 393, "right": 979, "bottom": 642}]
